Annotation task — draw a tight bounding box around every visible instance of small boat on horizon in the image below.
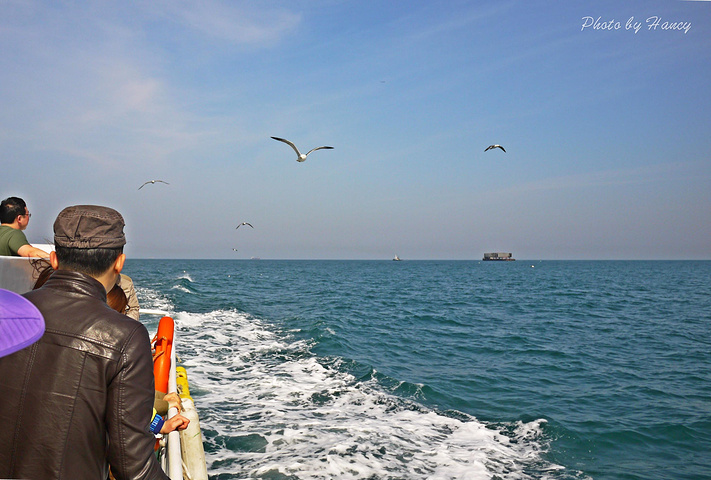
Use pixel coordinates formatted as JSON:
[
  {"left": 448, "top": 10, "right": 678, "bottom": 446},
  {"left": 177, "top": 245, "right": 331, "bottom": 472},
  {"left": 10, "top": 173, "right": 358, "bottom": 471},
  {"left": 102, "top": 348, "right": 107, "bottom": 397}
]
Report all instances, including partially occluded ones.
[
  {"left": 393, "top": 255, "right": 402, "bottom": 261},
  {"left": 482, "top": 252, "right": 515, "bottom": 261}
]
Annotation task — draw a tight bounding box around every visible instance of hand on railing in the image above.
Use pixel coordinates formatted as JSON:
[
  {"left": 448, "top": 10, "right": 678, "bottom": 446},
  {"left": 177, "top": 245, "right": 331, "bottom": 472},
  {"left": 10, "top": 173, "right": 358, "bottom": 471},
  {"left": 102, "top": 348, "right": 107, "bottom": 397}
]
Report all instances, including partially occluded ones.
[
  {"left": 163, "top": 392, "right": 184, "bottom": 412},
  {"left": 160, "top": 414, "right": 190, "bottom": 434}
]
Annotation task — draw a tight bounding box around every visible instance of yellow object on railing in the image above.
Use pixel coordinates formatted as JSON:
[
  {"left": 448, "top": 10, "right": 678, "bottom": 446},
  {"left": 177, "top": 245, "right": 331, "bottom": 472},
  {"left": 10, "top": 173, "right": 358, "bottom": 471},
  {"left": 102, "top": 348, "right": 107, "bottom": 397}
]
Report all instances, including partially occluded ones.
[
  {"left": 176, "top": 366, "right": 192, "bottom": 401},
  {"left": 175, "top": 366, "right": 208, "bottom": 480}
]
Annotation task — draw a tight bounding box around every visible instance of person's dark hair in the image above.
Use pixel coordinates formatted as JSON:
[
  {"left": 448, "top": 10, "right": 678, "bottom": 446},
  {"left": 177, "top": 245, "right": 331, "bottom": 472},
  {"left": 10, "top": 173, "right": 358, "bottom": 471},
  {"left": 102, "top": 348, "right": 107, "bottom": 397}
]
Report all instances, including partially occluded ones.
[
  {"left": 0, "top": 197, "right": 27, "bottom": 224},
  {"left": 54, "top": 246, "right": 123, "bottom": 276},
  {"left": 107, "top": 283, "right": 128, "bottom": 314},
  {"left": 31, "top": 259, "right": 54, "bottom": 289}
]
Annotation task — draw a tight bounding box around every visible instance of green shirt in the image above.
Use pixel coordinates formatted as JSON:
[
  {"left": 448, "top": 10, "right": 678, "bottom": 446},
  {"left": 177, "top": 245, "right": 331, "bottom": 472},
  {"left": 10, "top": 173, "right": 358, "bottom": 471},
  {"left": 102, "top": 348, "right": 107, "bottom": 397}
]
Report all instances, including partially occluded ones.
[{"left": 0, "top": 225, "right": 30, "bottom": 256}]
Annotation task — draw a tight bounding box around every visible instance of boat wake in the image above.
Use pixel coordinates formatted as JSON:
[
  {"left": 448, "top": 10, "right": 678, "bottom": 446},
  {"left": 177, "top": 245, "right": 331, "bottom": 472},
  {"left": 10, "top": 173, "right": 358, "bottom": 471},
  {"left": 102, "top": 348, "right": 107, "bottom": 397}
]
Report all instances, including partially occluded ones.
[
  {"left": 165, "top": 308, "right": 567, "bottom": 480},
  {"left": 135, "top": 286, "right": 174, "bottom": 319}
]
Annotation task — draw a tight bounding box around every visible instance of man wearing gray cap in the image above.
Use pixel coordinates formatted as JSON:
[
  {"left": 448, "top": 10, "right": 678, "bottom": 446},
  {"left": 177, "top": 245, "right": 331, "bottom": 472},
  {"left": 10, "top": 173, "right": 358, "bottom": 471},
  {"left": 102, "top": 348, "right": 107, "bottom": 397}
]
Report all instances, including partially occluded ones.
[{"left": 0, "top": 205, "right": 170, "bottom": 480}]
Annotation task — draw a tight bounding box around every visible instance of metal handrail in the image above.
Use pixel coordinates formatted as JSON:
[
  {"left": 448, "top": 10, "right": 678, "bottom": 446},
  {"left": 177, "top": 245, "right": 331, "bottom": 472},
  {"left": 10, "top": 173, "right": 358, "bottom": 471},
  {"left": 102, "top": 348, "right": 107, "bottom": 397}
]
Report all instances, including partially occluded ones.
[{"left": 162, "top": 323, "right": 183, "bottom": 480}]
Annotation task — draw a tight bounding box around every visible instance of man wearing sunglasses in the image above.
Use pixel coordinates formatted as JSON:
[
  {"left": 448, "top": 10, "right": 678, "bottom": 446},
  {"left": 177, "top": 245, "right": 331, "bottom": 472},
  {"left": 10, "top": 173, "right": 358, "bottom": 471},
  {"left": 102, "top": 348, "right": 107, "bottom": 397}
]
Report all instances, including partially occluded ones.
[{"left": 0, "top": 197, "right": 49, "bottom": 258}]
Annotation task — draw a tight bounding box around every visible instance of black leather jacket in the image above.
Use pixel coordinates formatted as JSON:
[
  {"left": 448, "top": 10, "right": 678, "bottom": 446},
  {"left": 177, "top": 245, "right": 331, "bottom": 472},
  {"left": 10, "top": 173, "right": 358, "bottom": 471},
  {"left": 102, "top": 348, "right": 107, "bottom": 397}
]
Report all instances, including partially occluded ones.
[{"left": 0, "top": 270, "right": 168, "bottom": 480}]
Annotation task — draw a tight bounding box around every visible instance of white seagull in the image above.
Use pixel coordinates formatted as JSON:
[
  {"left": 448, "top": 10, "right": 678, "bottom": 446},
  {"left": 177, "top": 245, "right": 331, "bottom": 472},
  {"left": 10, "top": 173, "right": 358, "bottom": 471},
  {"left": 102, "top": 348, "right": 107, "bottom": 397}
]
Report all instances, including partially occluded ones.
[
  {"left": 236, "top": 222, "right": 254, "bottom": 229},
  {"left": 138, "top": 179, "right": 170, "bottom": 190},
  {"left": 484, "top": 145, "right": 506, "bottom": 153},
  {"left": 271, "top": 137, "right": 334, "bottom": 162}
]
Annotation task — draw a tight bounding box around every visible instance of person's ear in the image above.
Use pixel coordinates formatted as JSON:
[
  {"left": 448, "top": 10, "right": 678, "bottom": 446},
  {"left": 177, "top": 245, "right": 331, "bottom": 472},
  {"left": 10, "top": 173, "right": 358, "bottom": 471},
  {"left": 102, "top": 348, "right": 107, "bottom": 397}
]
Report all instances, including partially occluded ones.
[
  {"left": 114, "top": 253, "right": 126, "bottom": 274},
  {"left": 49, "top": 251, "right": 59, "bottom": 270}
]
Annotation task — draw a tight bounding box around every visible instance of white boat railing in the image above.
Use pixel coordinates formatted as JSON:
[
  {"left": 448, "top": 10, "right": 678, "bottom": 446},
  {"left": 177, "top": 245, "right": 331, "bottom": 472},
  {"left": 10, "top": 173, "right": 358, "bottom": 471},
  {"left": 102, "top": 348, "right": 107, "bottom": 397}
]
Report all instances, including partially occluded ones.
[
  {"left": 0, "top": 256, "right": 38, "bottom": 293},
  {"left": 162, "top": 326, "right": 183, "bottom": 480},
  {"left": 0, "top": 244, "right": 54, "bottom": 293}
]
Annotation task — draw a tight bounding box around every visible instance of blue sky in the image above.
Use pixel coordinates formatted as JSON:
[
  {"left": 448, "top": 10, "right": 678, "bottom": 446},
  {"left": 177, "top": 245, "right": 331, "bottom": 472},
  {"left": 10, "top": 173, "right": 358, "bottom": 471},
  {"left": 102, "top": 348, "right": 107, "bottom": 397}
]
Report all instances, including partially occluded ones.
[{"left": 2, "top": 0, "right": 710, "bottom": 259}]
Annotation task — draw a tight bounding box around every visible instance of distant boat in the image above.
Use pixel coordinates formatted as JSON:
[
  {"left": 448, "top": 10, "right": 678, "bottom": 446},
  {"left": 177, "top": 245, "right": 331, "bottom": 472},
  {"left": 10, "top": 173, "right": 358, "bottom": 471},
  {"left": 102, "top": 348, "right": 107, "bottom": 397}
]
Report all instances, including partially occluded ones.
[
  {"left": 393, "top": 255, "right": 402, "bottom": 261},
  {"left": 482, "top": 252, "right": 515, "bottom": 261}
]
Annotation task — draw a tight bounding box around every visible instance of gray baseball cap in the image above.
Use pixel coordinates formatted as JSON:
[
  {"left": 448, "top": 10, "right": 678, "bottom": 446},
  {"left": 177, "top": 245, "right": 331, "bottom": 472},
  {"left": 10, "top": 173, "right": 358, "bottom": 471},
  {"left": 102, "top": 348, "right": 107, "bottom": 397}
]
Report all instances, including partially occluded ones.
[{"left": 54, "top": 205, "right": 126, "bottom": 249}]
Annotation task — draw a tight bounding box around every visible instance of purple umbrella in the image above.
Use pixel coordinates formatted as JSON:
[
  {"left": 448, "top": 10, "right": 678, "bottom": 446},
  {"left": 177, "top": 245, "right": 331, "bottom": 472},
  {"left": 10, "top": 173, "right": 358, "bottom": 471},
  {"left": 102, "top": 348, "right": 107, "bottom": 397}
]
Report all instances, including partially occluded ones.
[{"left": 0, "top": 288, "right": 45, "bottom": 358}]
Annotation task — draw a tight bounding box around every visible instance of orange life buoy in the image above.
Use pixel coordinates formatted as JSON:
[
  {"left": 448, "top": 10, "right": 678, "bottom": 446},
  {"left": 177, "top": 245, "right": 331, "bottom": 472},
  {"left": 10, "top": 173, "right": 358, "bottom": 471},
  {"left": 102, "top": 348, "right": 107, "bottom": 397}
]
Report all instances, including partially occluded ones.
[{"left": 153, "top": 316, "right": 174, "bottom": 394}]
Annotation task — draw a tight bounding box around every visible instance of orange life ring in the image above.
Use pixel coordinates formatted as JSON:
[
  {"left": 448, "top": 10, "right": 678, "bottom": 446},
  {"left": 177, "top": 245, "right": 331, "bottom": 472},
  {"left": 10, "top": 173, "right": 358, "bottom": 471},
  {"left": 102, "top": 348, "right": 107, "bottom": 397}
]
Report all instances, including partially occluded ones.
[{"left": 153, "top": 316, "right": 174, "bottom": 394}]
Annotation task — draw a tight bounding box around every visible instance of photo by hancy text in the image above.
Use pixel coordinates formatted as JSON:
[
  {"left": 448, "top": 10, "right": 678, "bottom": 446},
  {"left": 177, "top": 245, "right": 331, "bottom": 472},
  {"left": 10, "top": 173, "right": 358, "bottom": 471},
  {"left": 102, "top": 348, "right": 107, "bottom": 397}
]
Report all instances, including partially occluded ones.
[{"left": 582, "top": 16, "right": 691, "bottom": 34}]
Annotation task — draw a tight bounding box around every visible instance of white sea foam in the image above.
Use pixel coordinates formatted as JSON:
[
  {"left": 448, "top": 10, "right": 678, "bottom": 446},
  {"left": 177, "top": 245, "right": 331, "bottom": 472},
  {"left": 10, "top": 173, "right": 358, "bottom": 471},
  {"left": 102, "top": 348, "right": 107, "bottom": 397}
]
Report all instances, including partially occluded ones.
[
  {"left": 170, "top": 309, "right": 562, "bottom": 479},
  {"left": 135, "top": 286, "right": 173, "bottom": 315},
  {"left": 171, "top": 285, "right": 193, "bottom": 294},
  {"left": 177, "top": 272, "right": 194, "bottom": 282}
]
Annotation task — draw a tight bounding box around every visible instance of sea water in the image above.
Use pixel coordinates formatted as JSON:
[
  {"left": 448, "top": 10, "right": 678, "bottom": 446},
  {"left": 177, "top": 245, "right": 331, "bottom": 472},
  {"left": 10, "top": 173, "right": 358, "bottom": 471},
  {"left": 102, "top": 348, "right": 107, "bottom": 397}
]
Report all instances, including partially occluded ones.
[{"left": 124, "top": 260, "right": 711, "bottom": 480}]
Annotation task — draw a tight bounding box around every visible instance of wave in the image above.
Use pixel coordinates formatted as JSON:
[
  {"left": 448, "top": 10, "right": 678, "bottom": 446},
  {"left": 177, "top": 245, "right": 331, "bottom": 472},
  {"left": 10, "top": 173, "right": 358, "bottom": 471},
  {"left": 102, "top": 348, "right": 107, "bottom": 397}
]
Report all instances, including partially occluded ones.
[
  {"left": 177, "top": 272, "right": 194, "bottom": 282},
  {"left": 135, "top": 286, "right": 174, "bottom": 321},
  {"left": 169, "top": 275, "right": 199, "bottom": 296},
  {"left": 171, "top": 285, "right": 194, "bottom": 294},
  {"left": 171, "top": 308, "right": 573, "bottom": 479}
]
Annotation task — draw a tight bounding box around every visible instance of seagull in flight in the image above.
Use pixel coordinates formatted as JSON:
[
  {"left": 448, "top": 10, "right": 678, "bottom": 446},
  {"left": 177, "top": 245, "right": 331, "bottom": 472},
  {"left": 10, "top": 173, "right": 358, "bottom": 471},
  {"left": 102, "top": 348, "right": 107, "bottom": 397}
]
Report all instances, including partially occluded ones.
[
  {"left": 484, "top": 145, "right": 506, "bottom": 153},
  {"left": 138, "top": 180, "right": 170, "bottom": 190},
  {"left": 271, "top": 137, "right": 334, "bottom": 162},
  {"left": 236, "top": 222, "right": 254, "bottom": 229}
]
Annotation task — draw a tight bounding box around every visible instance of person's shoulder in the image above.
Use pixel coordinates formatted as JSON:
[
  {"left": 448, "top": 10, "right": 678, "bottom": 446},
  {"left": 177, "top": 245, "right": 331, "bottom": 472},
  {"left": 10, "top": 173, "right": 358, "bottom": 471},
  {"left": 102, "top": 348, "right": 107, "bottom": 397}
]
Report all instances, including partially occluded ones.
[
  {"left": 9, "top": 228, "right": 29, "bottom": 243},
  {"left": 104, "top": 307, "right": 146, "bottom": 332},
  {"left": 0, "top": 225, "right": 26, "bottom": 237},
  {"left": 25, "top": 290, "right": 150, "bottom": 358},
  {"left": 67, "top": 297, "right": 147, "bottom": 340},
  {"left": 100, "top": 309, "right": 151, "bottom": 350}
]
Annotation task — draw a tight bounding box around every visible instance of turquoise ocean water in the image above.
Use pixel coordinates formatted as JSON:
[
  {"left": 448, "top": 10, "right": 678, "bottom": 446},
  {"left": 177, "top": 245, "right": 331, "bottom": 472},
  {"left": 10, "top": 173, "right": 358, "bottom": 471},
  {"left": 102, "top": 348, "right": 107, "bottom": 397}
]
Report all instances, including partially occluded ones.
[{"left": 125, "top": 260, "right": 711, "bottom": 480}]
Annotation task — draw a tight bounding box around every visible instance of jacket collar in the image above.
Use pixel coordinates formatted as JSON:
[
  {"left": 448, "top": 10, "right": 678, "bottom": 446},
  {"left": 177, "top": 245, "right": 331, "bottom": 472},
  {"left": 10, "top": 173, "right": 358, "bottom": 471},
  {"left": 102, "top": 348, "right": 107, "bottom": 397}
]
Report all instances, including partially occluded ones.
[{"left": 42, "top": 269, "right": 108, "bottom": 303}]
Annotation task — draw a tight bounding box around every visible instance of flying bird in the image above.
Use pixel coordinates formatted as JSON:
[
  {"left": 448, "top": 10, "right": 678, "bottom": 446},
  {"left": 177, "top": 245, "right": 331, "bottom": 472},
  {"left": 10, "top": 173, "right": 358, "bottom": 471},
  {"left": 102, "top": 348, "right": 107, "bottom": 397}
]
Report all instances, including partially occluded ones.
[
  {"left": 138, "top": 180, "right": 170, "bottom": 190},
  {"left": 271, "top": 136, "right": 334, "bottom": 162},
  {"left": 236, "top": 222, "right": 254, "bottom": 229},
  {"left": 232, "top": 248, "right": 238, "bottom": 252},
  {"left": 484, "top": 145, "right": 506, "bottom": 153}
]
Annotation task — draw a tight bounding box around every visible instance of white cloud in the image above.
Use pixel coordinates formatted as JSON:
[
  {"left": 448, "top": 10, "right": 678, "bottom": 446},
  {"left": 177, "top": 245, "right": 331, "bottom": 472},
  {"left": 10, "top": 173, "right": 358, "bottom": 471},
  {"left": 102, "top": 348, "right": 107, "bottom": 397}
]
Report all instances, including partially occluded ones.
[{"left": 145, "top": 0, "right": 302, "bottom": 46}]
